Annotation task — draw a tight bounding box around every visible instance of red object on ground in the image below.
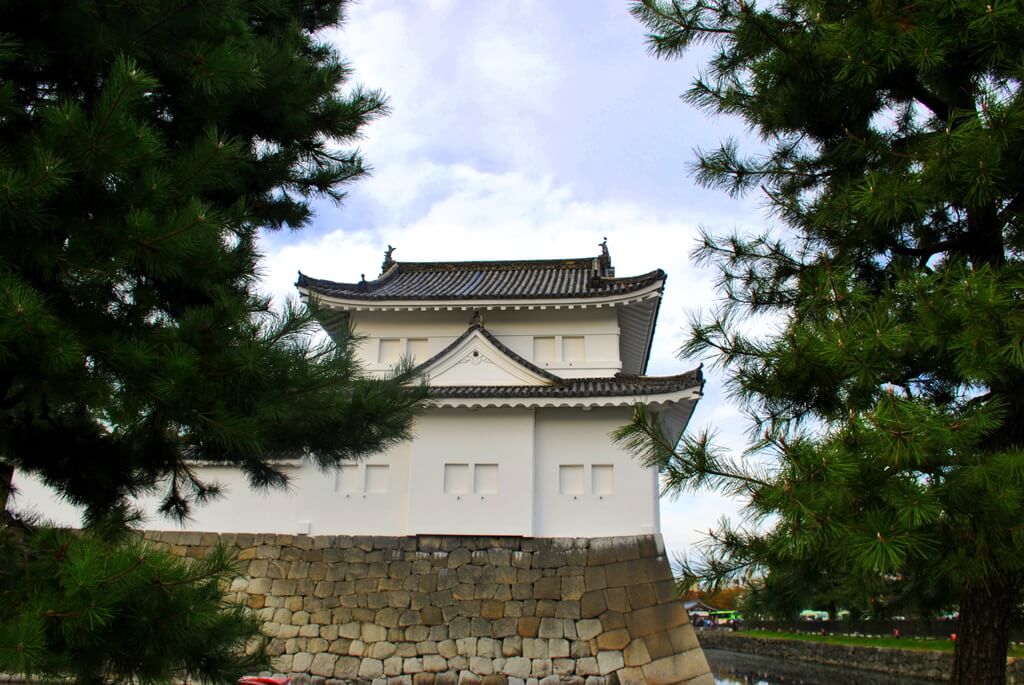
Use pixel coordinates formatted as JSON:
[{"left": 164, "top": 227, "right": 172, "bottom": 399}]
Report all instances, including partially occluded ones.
[
  {"left": 240, "top": 678, "right": 291, "bottom": 685},
  {"left": 950, "top": 633, "right": 957, "bottom": 642}
]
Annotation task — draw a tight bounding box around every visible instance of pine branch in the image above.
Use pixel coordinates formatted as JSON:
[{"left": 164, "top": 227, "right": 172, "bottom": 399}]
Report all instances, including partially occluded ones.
[
  {"left": 139, "top": 210, "right": 209, "bottom": 247},
  {"left": 613, "top": 407, "right": 769, "bottom": 496},
  {"left": 890, "top": 238, "right": 969, "bottom": 258},
  {"left": 135, "top": 1, "right": 200, "bottom": 40}
]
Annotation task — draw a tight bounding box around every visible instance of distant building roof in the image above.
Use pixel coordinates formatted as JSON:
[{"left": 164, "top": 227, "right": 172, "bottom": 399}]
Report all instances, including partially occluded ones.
[{"left": 296, "top": 252, "right": 665, "bottom": 302}]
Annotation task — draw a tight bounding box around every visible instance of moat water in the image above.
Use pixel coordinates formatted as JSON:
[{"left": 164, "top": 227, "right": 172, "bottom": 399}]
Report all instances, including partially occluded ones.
[{"left": 705, "top": 649, "right": 945, "bottom": 685}]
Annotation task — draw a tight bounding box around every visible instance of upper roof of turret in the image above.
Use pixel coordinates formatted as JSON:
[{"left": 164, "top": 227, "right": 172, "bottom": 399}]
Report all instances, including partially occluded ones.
[{"left": 296, "top": 244, "right": 664, "bottom": 302}]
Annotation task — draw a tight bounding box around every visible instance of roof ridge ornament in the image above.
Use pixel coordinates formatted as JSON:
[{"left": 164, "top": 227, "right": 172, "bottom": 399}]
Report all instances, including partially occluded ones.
[
  {"left": 598, "top": 237, "right": 614, "bottom": 276},
  {"left": 381, "top": 244, "right": 397, "bottom": 275},
  {"left": 470, "top": 309, "right": 484, "bottom": 327},
  {"left": 590, "top": 237, "right": 615, "bottom": 287}
]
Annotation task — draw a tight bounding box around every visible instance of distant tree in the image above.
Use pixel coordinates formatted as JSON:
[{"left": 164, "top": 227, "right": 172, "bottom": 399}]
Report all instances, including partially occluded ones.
[
  {"left": 691, "top": 584, "right": 747, "bottom": 611},
  {"left": 618, "top": 1, "right": 1024, "bottom": 683},
  {"left": 0, "top": 1, "right": 426, "bottom": 682}
]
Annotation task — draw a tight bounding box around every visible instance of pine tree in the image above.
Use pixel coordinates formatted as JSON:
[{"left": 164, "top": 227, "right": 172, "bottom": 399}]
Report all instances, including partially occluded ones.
[
  {"left": 0, "top": 1, "right": 427, "bottom": 681},
  {"left": 618, "top": 2, "right": 1024, "bottom": 682},
  {"left": 1, "top": 525, "right": 269, "bottom": 684}
]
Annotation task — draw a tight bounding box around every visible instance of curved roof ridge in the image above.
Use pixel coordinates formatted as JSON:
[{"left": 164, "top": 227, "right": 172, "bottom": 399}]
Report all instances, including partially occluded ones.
[
  {"left": 394, "top": 257, "right": 599, "bottom": 271},
  {"left": 596, "top": 269, "right": 665, "bottom": 285},
  {"left": 611, "top": 368, "right": 704, "bottom": 382}
]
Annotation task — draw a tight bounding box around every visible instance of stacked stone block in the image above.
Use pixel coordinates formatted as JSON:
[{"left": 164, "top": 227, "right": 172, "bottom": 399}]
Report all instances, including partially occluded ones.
[{"left": 144, "top": 532, "right": 712, "bottom": 685}]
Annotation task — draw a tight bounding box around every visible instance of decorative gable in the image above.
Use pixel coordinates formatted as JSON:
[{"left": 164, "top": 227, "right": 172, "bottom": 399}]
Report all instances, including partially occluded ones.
[{"left": 414, "top": 325, "right": 558, "bottom": 387}]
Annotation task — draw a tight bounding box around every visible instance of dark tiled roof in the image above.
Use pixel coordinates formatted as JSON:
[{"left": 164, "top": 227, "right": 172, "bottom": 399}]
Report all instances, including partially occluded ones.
[
  {"left": 297, "top": 257, "right": 665, "bottom": 301},
  {"left": 428, "top": 368, "right": 703, "bottom": 399},
  {"left": 412, "top": 323, "right": 563, "bottom": 383}
]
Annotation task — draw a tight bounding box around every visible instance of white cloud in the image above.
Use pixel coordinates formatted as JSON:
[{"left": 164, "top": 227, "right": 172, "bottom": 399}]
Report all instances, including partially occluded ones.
[{"left": 263, "top": 163, "right": 703, "bottom": 306}]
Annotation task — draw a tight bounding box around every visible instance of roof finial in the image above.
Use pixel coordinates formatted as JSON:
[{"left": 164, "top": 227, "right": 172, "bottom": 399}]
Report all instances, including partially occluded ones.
[
  {"left": 381, "top": 244, "right": 397, "bottom": 274},
  {"left": 598, "top": 237, "right": 613, "bottom": 276},
  {"left": 470, "top": 309, "right": 484, "bottom": 327}
]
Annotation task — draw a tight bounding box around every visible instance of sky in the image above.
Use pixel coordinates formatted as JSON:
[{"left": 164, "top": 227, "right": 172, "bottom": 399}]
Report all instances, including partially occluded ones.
[{"left": 258, "top": 0, "right": 768, "bottom": 560}]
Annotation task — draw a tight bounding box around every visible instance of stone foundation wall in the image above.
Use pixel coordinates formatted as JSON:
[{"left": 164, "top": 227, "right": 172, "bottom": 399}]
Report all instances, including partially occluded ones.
[{"left": 144, "top": 532, "right": 711, "bottom": 685}]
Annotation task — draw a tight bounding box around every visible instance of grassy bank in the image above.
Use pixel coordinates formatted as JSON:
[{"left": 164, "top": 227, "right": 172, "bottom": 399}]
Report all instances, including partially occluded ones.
[{"left": 734, "top": 629, "right": 1024, "bottom": 657}]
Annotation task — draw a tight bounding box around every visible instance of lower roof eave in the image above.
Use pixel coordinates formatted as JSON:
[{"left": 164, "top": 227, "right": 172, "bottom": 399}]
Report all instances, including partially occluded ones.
[{"left": 427, "top": 386, "right": 702, "bottom": 410}]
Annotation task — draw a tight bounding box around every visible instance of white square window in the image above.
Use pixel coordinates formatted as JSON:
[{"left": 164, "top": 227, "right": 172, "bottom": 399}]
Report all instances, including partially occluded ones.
[
  {"left": 378, "top": 338, "right": 401, "bottom": 364},
  {"left": 407, "top": 338, "right": 429, "bottom": 362},
  {"left": 364, "top": 465, "right": 390, "bottom": 494},
  {"left": 337, "top": 465, "right": 360, "bottom": 494},
  {"left": 474, "top": 464, "right": 499, "bottom": 494},
  {"left": 592, "top": 464, "right": 614, "bottom": 495},
  {"left": 444, "top": 463, "right": 470, "bottom": 494},
  {"left": 534, "top": 337, "right": 555, "bottom": 362},
  {"left": 563, "top": 336, "right": 585, "bottom": 362},
  {"left": 559, "top": 465, "right": 584, "bottom": 495}
]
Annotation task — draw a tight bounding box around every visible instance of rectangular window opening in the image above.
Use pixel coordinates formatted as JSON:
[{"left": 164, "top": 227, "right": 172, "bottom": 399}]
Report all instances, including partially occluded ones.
[
  {"left": 407, "top": 338, "right": 429, "bottom": 363},
  {"left": 364, "top": 464, "right": 390, "bottom": 494},
  {"left": 474, "top": 464, "right": 499, "bottom": 494},
  {"left": 563, "top": 336, "right": 585, "bottom": 362},
  {"left": 378, "top": 338, "right": 401, "bottom": 364},
  {"left": 534, "top": 337, "right": 555, "bottom": 363},
  {"left": 559, "top": 465, "right": 584, "bottom": 495},
  {"left": 444, "top": 463, "right": 470, "bottom": 494},
  {"left": 337, "top": 465, "right": 360, "bottom": 494},
  {"left": 592, "top": 464, "right": 614, "bottom": 495}
]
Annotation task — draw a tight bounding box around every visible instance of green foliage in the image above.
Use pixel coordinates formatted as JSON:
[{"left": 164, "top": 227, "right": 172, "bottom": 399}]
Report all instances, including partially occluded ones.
[
  {"left": 623, "top": 0, "right": 1024, "bottom": 680},
  {"left": 0, "top": 525, "right": 268, "bottom": 684},
  {"left": 0, "top": 1, "right": 429, "bottom": 682},
  {"left": 0, "top": 0, "right": 428, "bottom": 520}
]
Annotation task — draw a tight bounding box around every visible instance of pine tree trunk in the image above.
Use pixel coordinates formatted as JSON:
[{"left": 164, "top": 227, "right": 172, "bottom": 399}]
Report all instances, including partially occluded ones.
[
  {"left": 951, "top": 579, "right": 1013, "bottom": 685},
  {"left": 0, "top": 461, "right": 13, "bottom": 518}
]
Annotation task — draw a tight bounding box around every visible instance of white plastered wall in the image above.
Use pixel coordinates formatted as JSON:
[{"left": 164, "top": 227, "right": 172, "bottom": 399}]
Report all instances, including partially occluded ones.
[
  {"left": 533, "top": 406, "right": 660, "bottom": 538},
  {"left": 11, "top": 442, "right": 412, "bottom": 536},
  {"left": 349, "top": 308, "right": 622, "bottom": 379},
  {"left": 12, "top": 406, "right": 661, "bottom": 538},
  {"left": 406, "top": 408, "right": 534, "bottom": 536}
]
